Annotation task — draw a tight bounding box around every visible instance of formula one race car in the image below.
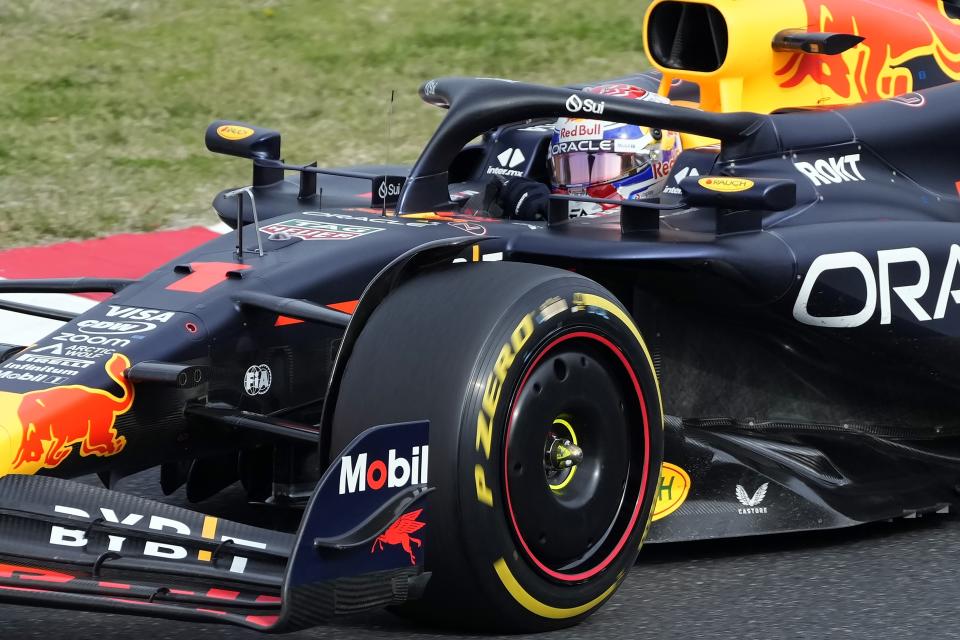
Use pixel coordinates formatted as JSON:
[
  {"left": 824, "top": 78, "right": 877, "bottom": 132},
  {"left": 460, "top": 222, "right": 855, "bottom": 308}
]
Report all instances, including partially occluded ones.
[{"left": 2, "top": 0, "right": 960, "bottom": 633}]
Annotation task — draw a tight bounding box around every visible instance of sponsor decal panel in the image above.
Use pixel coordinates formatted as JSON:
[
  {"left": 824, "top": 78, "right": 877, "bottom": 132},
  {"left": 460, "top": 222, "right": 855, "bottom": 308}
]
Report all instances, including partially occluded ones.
[
  {"left": 75, "top": 306, "right": 175, "bottom": 337},
  {"left": 30, "top": 343, "right": 117, "bottom": 360},
  {"left": 243, "top": 364, "right": 272, "bottom": 396},
  {"left": 794, "top": 154, "right": 865, "bottom": 187},
  {"left": 52, "top": 333, "right": 130, "bottom": 348},
  {"left": 315, "top": 421, "right": 430, "bottom": 574},
  {"left": 378, "top": 180, "right": 401, "bottom": 200},
  {"left": 735, "top": 483, "right": 769, "bottom": 515},
  {"left": 1, "top": 306, "right": 178, "bottom": 384},
  {"left": 105, "top": 306, "right": 176, "bottom": 322},
  {"left": 794, "top": 245, "right": 960, "bottom": 327},
  {"left": 565, "top": 94, "right": 606, "bottom": 115},
  {"left": 486, "top": 148, "right": 526, "bottom": 178},
  {"left": 0, "top": 352, "right": 95, "bottom": 381},
  {"left": 0, "top": 354, "right": 133, "bottom": 475},
  {"left": 12, "top": 354, "right": 94, "bottom": 369},
  {"left": 651, "top": 462, "right": 691, "bottom": 521},
  {"left": 77, "top": 320, "right": 156, "bottom": 336},
  {"left": 447, "top": 221, "right": 487, "bottom": 236},
  {"left": 612, "top": 138, "right": 648, "bottom": 154},
  {"left": 652, "top": 157, "right": 677, "bottom": 180},
  {"left": 498, "top": 148, "right": 525, "bottom": 168},
  {"left": 371, "top": 509, "right": 426, "bottom": 565},
  {"left": 306, "top": 210, "right": 440, "bottom": 228},
  {"left": 0, "top": 370, "right": 72, "bottom": 385},
  {"left": 48, "top": 503, "right": 267, "bottom": 574},
  {"left": 566, "top": 201, "right": 617, "bottom": 218},
  {"left": 259, "top": 219, "right": 383, "bottom": 241},
  {"left": 370, "top": 176, "right": 405, "bottom": 207},
  {"left": 0, "top": 336, "right": 133, "bottom": 385},
  {"left": 551, "top": 139, "right": 614, "bottom": 156},
  {"left": 663, "top": 166, "right": 700, "bottom": 195},
  {"left": 698, "top": 177, "right": 754, "bottom": 193},
  {"left": 557, "top": 121, "right": 604, "bottom": 141},
  {"left": 216, "top": 124, "right": 254, "bottom": 141},
  {"left": 339, "top": 445, "right": 428, "bottom": 494}
]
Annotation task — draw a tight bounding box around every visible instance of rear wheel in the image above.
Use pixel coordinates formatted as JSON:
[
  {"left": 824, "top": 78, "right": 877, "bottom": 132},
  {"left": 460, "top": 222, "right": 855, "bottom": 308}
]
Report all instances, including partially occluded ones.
[{"left": 329, "top": 261, "right": 663, "bottom": 632}]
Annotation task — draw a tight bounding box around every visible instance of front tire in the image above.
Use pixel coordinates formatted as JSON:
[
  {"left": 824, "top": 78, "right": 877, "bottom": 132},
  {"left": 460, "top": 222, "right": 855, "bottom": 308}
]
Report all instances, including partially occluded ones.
[{"left": 330, "top": 262, "right": 663, "bottom": 632}]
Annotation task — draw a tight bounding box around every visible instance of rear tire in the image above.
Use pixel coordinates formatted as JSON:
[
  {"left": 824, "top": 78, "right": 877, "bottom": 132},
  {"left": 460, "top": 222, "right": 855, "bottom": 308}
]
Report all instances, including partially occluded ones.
[{"left": 329, "top": 261, "right": 663, "bottom": 632}]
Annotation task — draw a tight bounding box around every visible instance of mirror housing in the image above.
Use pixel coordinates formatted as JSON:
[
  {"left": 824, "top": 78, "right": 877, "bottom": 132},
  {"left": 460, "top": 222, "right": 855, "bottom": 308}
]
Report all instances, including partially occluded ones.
[
  {"left": 205, "top": 121, "right": 281, "bottom": 160},
  {"left": 680, "top": 176, "right": 797, "bottom": 212},
  {"left": 205, "top": 121, "right": 284, "bottom": 188}
]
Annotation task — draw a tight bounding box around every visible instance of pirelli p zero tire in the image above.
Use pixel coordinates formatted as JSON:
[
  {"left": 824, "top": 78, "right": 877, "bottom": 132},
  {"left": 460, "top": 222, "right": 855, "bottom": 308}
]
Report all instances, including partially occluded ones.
[{"left": 329, "top": 261, "right": 663, "bottom": 632}]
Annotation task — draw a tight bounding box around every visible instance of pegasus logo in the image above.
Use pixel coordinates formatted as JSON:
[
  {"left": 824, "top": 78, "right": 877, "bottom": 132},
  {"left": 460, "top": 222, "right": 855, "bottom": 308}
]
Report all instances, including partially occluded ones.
[
  {"left": 371, "top": 509, "right": 425, "bottom": 565},
  {"left": 735, "top": 483, "right": 769, "bottom": 515}
]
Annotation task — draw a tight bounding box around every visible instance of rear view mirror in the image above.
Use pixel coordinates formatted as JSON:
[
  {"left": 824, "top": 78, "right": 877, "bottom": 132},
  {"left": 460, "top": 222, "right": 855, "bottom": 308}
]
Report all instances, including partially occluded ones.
[
  {"left": 204, "top": 120, "right": 281, "bottom": 161},
  {"left": 680, "top": 176, "right": 797, "bottom": 212}
]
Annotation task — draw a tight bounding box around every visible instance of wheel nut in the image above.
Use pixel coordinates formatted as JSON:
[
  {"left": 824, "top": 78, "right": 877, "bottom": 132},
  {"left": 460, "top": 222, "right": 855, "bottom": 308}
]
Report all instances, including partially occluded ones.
[{"left": 546, "top": 438, "right": 583, "bottom": 471}]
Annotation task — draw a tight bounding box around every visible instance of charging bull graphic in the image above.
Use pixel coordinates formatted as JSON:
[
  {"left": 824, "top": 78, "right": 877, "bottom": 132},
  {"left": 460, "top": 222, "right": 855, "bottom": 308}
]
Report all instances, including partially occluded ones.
[
  {"left": 776, "top": 0, "right": 960, "bottom": 101},
  {"left": 0, "top": 353, "right": 133, "bottom": 476}
]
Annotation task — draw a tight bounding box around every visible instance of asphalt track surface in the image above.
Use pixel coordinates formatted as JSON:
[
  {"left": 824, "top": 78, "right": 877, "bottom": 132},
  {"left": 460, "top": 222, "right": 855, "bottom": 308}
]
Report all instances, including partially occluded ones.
[{"left": 2, "top": 469, "right": 957, "bottom": 639}]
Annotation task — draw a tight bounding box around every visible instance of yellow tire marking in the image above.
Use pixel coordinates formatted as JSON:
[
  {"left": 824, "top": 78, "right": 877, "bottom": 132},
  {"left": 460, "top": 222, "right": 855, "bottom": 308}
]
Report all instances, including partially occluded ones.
[
  {"left": 493, "top": 558, "right": 620, "bottom": 619},
  {"left": 491, "top": 292, "right": 655, "bottom": 617},
  {"left": 573, "top": 293, "right": 663, "bottom": 422}
]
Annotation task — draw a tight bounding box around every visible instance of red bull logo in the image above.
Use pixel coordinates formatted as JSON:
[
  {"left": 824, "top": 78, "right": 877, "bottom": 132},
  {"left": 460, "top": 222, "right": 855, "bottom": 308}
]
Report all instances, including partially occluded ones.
[
  {"left": 777, "top": 0, "right": 960, "bottom": 101},
  {"left": 0, "top": 353, "right": 133, "bottom": 476},
  {"left": 371, "top": 509, "right": 425, "bottom": 565},
  {"left": 557, "top": 121, "right": 604, "bottom": 142}
]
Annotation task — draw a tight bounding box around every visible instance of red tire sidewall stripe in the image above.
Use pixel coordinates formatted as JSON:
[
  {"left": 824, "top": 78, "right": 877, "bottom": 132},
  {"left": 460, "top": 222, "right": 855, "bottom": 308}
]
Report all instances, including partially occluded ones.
[{"left": 502, "top": 330, "right": 651, "bottom": 583}]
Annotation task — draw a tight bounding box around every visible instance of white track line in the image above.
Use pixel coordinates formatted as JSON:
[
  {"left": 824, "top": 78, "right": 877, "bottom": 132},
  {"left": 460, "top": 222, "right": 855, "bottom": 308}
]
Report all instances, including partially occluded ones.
[
  {"left": 207, "top": 222, "right": 232, "bottom": 235},
  {"left": 0, "top": 224, "right": 230, "bottom": 345},
  {"left": 0, "top": 280, "right": 97, "bottom": 346}
]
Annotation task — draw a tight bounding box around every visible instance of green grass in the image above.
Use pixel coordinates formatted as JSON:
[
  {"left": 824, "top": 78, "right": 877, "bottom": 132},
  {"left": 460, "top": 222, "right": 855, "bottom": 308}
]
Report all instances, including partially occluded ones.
[{"left": 0, "top": 0, "right": 651, "bottom": 246}]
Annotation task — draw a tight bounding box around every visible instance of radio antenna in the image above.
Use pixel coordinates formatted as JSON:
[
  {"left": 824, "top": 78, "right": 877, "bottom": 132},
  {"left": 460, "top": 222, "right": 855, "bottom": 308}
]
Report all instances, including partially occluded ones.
[{"left": 382, "top": 89, "right": 395, "bottom": 217}]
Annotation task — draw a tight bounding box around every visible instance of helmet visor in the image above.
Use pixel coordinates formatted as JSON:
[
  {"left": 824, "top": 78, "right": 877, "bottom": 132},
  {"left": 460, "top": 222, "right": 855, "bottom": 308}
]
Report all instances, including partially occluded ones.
[{"left": 551, "top": 152, "right": 647, "bottom": 188}]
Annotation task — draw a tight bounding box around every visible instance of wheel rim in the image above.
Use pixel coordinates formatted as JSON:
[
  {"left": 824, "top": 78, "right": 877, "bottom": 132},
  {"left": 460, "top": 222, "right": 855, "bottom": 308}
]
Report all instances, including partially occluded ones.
[{"left": 503, "top": 330, "right": 651, "bottom": 583}]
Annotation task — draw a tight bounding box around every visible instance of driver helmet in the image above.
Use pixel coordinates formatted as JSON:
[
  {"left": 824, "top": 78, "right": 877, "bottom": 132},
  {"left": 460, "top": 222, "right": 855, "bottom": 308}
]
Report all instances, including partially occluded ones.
[{"left": 549, "top": 83, "right": 682, "bottom": 212}]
